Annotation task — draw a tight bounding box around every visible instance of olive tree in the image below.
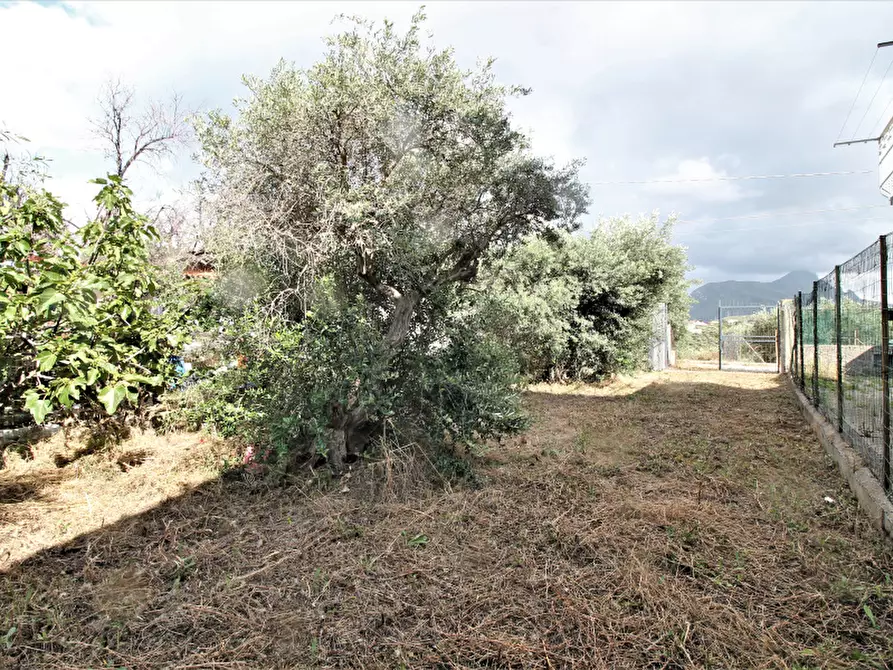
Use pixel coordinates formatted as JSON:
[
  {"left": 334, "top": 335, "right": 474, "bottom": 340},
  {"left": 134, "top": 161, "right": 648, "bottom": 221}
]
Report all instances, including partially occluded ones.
[
  {"left": 194, "top": 11, "right": 589, "bottom": 467},
  {"left": 477, "top": 214, "right": 692, "bottom": 381}
]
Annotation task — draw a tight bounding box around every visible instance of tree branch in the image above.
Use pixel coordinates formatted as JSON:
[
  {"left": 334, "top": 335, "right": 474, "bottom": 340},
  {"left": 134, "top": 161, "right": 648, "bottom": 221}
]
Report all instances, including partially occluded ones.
[{"left": 92, "top": 79, "right": 190, "bottom": 179}]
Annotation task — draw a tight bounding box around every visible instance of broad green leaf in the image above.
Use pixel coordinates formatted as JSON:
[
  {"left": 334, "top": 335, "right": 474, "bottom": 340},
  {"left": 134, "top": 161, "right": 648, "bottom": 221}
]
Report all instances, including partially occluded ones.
[
  {"left": 36, "top": 289, "right": 64, "bottom": 313},
  {"left": 64, "top": 302, "right": 98, "bottom": 327},
  {"left": 85, "top": 368, "right": 100, "bottom": 386},
  {"left": 0, "top": 269, "right": 29, "bottom": 285},
  {"left": 24, "top": 392, "right": 52, "bottom": 424},
  {"left": 97, "top": 384, "right": 127, "bottom": 415},
  {"left": 68, "top": 379, "right": 83, "bottom": 401},
  {"left": 36, "top": 349, "right": 57, "bottom": 372},
  {"left": 122, "top": 373, "right": 160, "bottom": 385},
  {"left": 57, "top": 385, "right": 73, "bottom": 408}
]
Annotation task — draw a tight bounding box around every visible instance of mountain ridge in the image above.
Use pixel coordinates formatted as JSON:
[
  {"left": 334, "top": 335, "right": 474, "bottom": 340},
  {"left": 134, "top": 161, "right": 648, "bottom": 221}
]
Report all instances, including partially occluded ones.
[{"left": 689, "top": 270, "right": 817, "bottom": 321}]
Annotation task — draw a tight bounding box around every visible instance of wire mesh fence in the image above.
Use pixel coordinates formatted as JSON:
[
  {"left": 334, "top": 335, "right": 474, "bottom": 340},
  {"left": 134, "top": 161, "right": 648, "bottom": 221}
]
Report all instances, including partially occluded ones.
[
  {"left": 791, "top": 235, "right": 892, "bottom": 503},
  {"left": 816, "top": 272, "right": 838, "bottom": 426},
  {"left": 717, "top": 304, "right": 779, "bottom": 371},
  {"left": 801, "top": 290, "right": 816, "bottom": 404}
]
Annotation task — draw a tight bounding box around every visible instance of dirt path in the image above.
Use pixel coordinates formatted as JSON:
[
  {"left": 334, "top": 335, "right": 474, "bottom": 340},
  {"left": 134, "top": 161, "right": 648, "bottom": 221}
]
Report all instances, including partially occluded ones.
[{"left": 2, "top": 368, "right": 892, "bottom": 668}]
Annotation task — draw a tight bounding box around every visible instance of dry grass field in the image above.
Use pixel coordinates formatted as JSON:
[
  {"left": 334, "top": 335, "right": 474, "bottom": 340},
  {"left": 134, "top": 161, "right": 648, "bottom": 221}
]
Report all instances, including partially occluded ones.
[{"left": 2, "top": 367, "right": 892, "bottom": 669}]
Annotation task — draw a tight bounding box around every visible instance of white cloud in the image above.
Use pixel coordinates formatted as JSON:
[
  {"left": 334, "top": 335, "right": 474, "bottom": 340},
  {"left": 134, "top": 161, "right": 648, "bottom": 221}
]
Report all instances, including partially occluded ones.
[
  {"left": 0, "top": 0, "right": 799, "bottom": 221},
  {"left": 3, "top": 1, "right": 893, "bottom": 284},
  {"left": 646, "top": 158, "right": 752, "bottom": 203}
]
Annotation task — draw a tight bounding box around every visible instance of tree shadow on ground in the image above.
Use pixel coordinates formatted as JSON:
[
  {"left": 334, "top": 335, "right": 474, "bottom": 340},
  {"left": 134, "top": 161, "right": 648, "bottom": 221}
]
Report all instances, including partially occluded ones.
[{"left": 0, "top": 471, "right": 67, "bottom": 508}]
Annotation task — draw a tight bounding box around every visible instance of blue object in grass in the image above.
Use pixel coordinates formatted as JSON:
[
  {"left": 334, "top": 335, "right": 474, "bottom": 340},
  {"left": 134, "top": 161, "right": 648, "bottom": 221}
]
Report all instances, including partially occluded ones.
[{"left": 168, "top": 356, "right": 194, "bottom": 388}]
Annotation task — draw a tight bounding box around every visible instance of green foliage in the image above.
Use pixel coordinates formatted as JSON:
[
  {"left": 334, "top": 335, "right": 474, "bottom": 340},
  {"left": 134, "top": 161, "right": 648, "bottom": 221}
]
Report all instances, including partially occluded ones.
[
  {"left": 169, "top": 276, "right": 526, "bottom": 469},
  {"left": 0, "top": 174, "right": 189, "bottom": 423},
  {"left": 476, "top": 214, "right": 691, "bottom": 381},
  {"left": 830, "top": 296, "right": 879, "bottom": 346},
  {"left": 677, "top": 321, "right": 718, "bottom": 361},
  {"left": 187, "top": 11, "right": 587, "bottom": 466}
]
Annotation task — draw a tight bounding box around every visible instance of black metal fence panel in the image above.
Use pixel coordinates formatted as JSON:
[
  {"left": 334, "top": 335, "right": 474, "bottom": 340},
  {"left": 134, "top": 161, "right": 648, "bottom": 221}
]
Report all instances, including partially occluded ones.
[
  {"left": 792, "top": 237, "right": 891, "bottom": 503},
  {"left": 801, "top": 290, "right": 816, "bottom": 404}
]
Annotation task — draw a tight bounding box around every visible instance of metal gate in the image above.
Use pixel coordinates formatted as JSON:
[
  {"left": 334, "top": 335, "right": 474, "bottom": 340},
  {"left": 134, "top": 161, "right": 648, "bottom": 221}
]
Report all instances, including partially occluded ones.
[
  {"left": 717, "top": 303, "right": 780, "bottom": 372},
  {"left": 649, "top": 303, "right": 671, "bottom": 371}
]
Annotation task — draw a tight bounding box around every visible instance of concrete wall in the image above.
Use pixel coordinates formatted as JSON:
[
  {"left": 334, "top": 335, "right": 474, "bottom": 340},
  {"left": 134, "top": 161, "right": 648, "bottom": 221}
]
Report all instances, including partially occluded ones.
[
  {"left": 801, "top": 344, "right": 877, "bottom": 378},
  {"left": 788, "top": 377, "right": 893, "bottom": 539}
]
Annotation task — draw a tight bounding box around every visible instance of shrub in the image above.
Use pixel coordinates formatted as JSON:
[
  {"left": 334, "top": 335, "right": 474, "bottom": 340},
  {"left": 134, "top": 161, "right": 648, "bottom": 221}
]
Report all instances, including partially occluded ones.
[
  {"left": 167, "top": 277, "right": 526, "bottom": 472},
  {"left": 0, "top": 174, "right": 190, "bottom": 423},
  {"left": 476, "top": 214, "right": 691, "bottom": 381},
  {"left": 188, "top": 12, "right": 588, "bottom": 468}
]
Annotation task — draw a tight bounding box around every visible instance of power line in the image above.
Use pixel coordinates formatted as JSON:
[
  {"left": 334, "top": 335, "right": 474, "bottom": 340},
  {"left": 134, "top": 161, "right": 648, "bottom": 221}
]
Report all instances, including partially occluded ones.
[
  {"left": 676, "top": 204, "right": 889, "bottom": 225},
  {"left": 852, "top": 53, "right": 893, "bottom": 139},
  {"left": 837, "top": 47, "right": 879, "bottom": 142},
  {"left": 871, "top": 94, "right": 893, "bottom": 137},
  {"left": 591, "top": 170, "right": 872, "bottom": 186}
]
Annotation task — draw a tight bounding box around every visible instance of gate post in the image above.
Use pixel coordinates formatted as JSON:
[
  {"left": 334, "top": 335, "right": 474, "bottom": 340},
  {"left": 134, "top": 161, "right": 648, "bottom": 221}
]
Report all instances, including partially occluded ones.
[
  {"left": 798, "top": 292, "right": 805, "bottom": 391},
  {"left": 813, "top": 281, "right": 819, "bottom": 406},
  {"left": 879, "top": 235, "right": 890, "bottom": 492},
  {"left": 718, "top": 303, "right": 723, "bottom": 371},
  {"left": 835, "top": 265, "right": 843, "bottom": 433}
]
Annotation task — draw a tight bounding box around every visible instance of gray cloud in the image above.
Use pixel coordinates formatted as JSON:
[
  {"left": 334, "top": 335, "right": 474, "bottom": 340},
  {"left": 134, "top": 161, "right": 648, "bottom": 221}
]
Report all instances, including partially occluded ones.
[
  {"left": 5, "top": 0, "right": 893, "bottom": 288},
  {"left": 535, "top": 2, "right": 893, "bottom": 285}
]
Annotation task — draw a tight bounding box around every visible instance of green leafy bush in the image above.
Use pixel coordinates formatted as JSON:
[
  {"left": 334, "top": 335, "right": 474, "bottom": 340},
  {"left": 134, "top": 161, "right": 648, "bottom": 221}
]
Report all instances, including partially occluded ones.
[
  {"left": 168, "top": 277, "right": 525, "bottom": 471},
  {"left": 0, "top": 174, "right": 189, "bottom": 423},
  {"left": 476, "top": 215, "right": 691, "bottom": 381},
  {"left": 186, "top": 12, "right": 588, "bottom": 468}
]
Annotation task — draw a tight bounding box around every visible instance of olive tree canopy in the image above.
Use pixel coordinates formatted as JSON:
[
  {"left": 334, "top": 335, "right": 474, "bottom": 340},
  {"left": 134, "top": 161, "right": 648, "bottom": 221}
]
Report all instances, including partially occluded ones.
[{"left": 195, "top": 11, "right": 589, "bottom": 466}]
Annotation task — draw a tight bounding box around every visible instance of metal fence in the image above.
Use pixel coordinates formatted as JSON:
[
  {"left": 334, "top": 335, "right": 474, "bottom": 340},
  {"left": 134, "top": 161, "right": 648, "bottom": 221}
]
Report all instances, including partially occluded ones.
[
  {"left": 791, "top": 234, "right": 892, "bottom": 502},
  {"left": 717, "top": 304, "right": 779, "bottom": 371}
]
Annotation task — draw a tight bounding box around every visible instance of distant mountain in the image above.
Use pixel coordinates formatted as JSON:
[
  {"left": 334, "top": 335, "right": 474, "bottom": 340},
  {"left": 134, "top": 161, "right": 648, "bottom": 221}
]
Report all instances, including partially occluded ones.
[{"left": 689, "top": 271, "right": 817, "bottom": 321}]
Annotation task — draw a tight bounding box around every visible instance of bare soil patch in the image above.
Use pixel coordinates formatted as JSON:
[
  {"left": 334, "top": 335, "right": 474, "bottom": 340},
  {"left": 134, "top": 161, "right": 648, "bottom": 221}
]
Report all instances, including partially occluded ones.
[{"left": 2, "top": 368, "right": 892, "bottom": 669}]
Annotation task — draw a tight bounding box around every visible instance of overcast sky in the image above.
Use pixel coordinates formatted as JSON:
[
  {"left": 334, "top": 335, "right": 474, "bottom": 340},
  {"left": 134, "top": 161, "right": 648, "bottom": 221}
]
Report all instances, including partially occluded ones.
[{"left": 4, "top": 0, "right": 893, "bottom": 286}]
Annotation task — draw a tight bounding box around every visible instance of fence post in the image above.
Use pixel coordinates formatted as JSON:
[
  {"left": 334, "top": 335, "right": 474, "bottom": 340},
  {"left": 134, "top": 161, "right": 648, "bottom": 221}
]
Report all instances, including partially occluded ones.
[
  {"left": 798, "top": 291, "right": 805, "bottom": 391},
  {"left": 776, "top": 304, "right": 781, "bottom": 374},
  {"left": 835, "top": 265, "right": 843, "bottom": 433},
  {"left": 812, "top": 281, "right": 819, "bottom": 406},
  {"left": 880, "top": 235, "right": 891, "bottom": 493},
  {"left": 717, "top": 303, "right": 723, "bottom": 371}
]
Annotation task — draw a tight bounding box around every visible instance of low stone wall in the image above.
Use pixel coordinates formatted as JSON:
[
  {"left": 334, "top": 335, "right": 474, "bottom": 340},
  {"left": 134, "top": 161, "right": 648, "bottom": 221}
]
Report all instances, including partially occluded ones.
[
  {"left": 788, "top": 376, "right": 893, "bottom": 539},
  {"left": 801, "top": 344, "right": 877, "bottom": 377}
]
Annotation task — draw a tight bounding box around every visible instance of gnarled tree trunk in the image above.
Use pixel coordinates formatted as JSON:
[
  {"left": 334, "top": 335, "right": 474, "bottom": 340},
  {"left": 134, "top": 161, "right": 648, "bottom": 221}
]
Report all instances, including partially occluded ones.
[{"left": 326, "top": 290, "right": 421, "bottom": 471}]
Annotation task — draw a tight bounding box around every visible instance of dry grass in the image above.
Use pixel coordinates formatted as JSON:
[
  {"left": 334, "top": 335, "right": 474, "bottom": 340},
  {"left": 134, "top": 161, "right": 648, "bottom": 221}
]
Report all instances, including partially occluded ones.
[
  {"left": 2, "top": 367, "right": 893, "bottom": 669},
  {"left": 1, "top": 429, "right": 233, "bottom": 570}
]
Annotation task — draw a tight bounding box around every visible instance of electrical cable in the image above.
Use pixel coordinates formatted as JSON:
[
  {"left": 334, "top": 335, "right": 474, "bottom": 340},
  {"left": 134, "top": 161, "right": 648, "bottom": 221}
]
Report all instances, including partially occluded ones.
[
  {"left": 837, "top": 47, "right": 879, "bottom": 142},
  {"left": 852, "top": 53, "right": 893, "bottom": 139}
]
